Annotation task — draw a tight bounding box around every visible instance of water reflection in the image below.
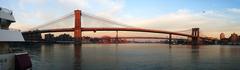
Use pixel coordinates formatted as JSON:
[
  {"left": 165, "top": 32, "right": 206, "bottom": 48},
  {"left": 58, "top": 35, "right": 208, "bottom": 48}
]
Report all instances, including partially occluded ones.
[
  {"left": 74, "top": 44, "right": 82, "bottom": 70},
  {"left": 190, "top": 45, "right": 199, "bottom": 70},
  {"left": 5, "top": 43, "right": 240, "bottom": 70}
]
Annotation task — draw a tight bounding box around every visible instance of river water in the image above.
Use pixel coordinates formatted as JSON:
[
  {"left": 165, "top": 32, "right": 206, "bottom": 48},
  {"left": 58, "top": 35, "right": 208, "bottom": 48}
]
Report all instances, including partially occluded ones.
[{"left": 7, "top": 43, "right": 240, "bottom": 70}]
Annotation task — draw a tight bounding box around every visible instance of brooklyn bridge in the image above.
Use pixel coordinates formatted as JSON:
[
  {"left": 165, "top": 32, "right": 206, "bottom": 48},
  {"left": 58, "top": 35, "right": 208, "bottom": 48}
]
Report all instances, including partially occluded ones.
[{"left": 22, "top": 10, "right": 217, "bottom": 45}]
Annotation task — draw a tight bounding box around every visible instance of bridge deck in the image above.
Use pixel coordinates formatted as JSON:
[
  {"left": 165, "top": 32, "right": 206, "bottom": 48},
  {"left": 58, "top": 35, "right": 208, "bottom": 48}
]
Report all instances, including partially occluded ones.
[{"left": 23, "top": 27, "right": 208, "bottom": 39}]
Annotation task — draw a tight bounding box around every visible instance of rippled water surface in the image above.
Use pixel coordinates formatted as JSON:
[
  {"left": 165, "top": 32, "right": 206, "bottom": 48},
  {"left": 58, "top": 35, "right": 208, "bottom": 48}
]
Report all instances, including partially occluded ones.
[{"left": 8, "top": 43, "right": 240, "bottom": 70}]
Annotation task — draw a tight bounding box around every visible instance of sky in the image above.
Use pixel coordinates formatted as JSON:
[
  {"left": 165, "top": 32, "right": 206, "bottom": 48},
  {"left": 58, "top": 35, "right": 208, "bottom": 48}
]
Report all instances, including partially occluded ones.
[{"left": 1, "top": 0, "right": 240, "bottom": 38}]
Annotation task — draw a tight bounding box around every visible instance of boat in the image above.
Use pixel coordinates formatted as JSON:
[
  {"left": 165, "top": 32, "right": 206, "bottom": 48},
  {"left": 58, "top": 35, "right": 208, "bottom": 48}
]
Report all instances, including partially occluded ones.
[{"left": 0, "top": 7, "right": 31, "bottom": 70}]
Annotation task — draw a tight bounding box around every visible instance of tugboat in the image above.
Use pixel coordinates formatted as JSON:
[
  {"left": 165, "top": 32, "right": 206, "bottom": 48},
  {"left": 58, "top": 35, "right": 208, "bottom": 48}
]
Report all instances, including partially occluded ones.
[{"left": 0, "top": 7, "right": 32, "bottom": 70}]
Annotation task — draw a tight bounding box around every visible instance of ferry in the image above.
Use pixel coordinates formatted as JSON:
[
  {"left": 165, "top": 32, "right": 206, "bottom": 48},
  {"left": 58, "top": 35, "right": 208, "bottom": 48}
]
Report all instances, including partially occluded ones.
[{"left": 0, "top": 7, "right": 32, "bottom": 70}]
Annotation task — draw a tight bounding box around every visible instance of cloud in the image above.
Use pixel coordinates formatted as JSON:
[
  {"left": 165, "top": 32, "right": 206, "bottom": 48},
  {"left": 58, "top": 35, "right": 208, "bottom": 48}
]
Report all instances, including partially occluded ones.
[
  {"left": 13, "top": 10, "right": 58, "bottom": 31},
  {"left": 57, "top": 0, "right": 89, "bottom": 10},
  {"left": 56, "top": 0, "right": 124, "bottom": 16},
  {"left": 19, "top": 0, "right": 46, "bottom": 5},
  {"left": 15, "top": 0, "right": 58, "bottom": 28},
  {"left": 227, "top": 8, "right": 240, "bottom": 14},
  {"left": 19, "top": 11, "right": 55, "bottom": 21},
  {"left": 6, "top": 0, "right": 125, "bottom": 33},
  {"left": 9, "top": 22, "right": 35, "bottom": 31},
  {"left": 129, "top": 9, "right": 240, "bottom": 37},
  {"left": 95, "top": 0, "right": 124, "bottom": 17},
  {"left": 18, "top": 0, "right": 47, "bottom": 10}
]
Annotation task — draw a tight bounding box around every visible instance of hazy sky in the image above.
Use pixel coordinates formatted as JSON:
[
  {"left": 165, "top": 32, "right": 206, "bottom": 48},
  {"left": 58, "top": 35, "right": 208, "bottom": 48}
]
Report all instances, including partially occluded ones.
[{"left": 1, "top": 0, "right": 240, "bottom": 38}]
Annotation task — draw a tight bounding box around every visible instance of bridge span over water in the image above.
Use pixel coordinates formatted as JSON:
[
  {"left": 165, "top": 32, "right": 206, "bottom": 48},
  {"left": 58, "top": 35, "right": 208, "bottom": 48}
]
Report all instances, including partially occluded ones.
[{"left": 22, "top": 10, "right": 215, "bottom": 45}]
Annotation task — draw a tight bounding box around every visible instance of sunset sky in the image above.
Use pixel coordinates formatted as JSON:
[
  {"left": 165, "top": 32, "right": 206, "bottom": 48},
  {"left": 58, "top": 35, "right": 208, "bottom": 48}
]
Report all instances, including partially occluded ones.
[{"left": 1, "top": 0, "right": 240, "bottom": 38}]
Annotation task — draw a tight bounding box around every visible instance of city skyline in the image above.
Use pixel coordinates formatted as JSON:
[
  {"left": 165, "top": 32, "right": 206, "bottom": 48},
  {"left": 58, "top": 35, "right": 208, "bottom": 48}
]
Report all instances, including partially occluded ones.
[{"left": 1, "top": 0, "right": 240, "bottom": 38}]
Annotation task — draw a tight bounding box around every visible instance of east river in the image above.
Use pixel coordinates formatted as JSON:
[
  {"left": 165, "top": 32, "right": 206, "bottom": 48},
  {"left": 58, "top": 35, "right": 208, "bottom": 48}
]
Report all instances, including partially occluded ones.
[{"left": 6, "top": 43, "right": 240, "bottom": 70}]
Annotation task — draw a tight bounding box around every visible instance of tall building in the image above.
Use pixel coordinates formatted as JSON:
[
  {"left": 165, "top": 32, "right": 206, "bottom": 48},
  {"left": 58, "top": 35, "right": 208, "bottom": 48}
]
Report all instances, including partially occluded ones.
[{"left": 220, "top": 33, "right": 225, "bottom": 40}]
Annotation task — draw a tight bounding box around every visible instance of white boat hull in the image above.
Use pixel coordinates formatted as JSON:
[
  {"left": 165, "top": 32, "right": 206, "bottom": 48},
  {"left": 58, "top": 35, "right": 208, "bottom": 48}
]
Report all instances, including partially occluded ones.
[
  {"left": 0, "top": 53, "right": 15, "bottom": 70},
  {"left": 0, "top": 29, "right": 24, "bottom": 42}
]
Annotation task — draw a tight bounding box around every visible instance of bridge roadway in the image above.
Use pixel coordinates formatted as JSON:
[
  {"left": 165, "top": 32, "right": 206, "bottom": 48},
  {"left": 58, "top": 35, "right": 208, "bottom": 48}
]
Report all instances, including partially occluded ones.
[
  {"left": 110, "top": 37, "right": 183, "bottom": 40},
  {"left": 23, "top": 27, "right": 209, "bottom": 39}
]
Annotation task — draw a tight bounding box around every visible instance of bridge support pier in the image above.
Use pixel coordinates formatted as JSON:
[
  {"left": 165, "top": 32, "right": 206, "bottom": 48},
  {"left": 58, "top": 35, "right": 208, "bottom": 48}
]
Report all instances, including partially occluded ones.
[
  {"left": 74, "top": 10, "right": 82, "bottom": 45},
  {"left": 169, "top": 34, "right": 172, "bottom": 45},
  {"left": 191, "top": 28, "right": 199, "bottom": 45}
]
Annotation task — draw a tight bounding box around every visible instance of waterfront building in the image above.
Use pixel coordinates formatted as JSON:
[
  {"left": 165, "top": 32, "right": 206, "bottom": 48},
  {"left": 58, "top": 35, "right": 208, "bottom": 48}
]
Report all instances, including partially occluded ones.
[
  {"left": 220, "top": 33, "right": 225, "bottom": 40},
  {"left": 229, "top": 33, "right": 238, "bottom": 45},
  {"left": 82, "top": 36, "right": 91, "bottom": 43},
  {"left": 45, "top": 33, "right": 55, "bottom": 42},
  {"left": 55, "top": 33, "right": 73, "bottom": 41},
  {"left": 22, "top": 30, "right": 42, "bottom": 42}
]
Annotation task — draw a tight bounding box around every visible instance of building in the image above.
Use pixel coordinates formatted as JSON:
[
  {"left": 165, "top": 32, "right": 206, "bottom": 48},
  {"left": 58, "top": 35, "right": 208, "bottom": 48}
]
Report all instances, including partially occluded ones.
[
  {"left": 45, "top": 33, "right": 55, "bottom": 42},
  {"left": 229, "top": 33, "right": 239, "bottom": 45},
  {"left": 22, "top": 30, "right": 42, "bottom": 42},
  {"left": 55, "top": 33, "right": 73, "bottom": 41},
  {"left": 220, "top": 33, "right": 225, "bottom": 40}
]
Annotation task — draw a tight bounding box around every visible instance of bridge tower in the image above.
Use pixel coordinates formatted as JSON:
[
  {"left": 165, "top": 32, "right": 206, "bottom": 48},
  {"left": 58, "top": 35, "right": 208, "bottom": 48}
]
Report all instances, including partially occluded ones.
[
  {"left": 192, "top": 28, "right": 199, "bottom": 45},
  {"left": 74, "top": 10, "right": 82, "bottom": 45}
]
